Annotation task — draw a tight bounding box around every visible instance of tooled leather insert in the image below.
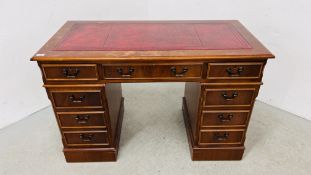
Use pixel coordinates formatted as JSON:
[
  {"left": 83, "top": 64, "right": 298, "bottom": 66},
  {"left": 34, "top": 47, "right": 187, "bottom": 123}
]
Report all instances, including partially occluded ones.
[{"left": 54, "top": 23, "right": 252, "bottom": 51}]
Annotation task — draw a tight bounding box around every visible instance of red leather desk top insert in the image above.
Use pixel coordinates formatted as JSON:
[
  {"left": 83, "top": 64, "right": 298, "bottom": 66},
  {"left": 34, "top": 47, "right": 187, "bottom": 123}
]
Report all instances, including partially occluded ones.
[{"left": 54, "top": 23, "right": 252, "bottom": 51}]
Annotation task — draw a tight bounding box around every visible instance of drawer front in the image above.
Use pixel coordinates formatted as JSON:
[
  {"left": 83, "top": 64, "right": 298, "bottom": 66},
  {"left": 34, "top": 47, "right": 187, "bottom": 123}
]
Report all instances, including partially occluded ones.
[
  {"left": 42, "top": 64, "right": 99, "bottom": 81},
  {"left": 199, "top": 130, "right": 245, "bottom": 145},
  {"left": 207, "top": 62, "right": 263, "bottom": 80},
  {"left": 63, "top": 131, "right": 109, "bottom": 146},
  {"left": 203, "top": 88, "right": 257, "bottom": 107},
  {"left": 201, "top": 110, "right": 250, "bottom": 127},
  {"left": 57, "top": 111, "right": 106, "bottom": 128},
  {"left": 103, "top": 63, "right": 202, "bottom": 79},
  {"left": 50, "top": 91, "right": 103, "bottom": 109}
]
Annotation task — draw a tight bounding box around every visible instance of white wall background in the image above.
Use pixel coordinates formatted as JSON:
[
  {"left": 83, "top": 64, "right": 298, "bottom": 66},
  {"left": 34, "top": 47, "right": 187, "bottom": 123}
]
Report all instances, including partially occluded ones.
[{"left": 1, "top": 0, "right": 311, "bottom": 128}]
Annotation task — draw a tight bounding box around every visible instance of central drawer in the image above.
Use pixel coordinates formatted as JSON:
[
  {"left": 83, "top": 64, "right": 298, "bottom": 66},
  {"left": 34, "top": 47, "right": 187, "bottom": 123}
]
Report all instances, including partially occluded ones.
[{"left": 102, "top": 63, "right": 203, "bottom": 79}]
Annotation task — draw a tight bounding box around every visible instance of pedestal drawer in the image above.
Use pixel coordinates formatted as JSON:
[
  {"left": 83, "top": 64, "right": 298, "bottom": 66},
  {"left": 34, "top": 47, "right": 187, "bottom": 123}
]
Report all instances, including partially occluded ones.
[
  {"left": 50, "top": 91, "right": 103, "bottom": 109},
  {"left": 201, "top": 110, "right": 250, "bottom": 127},
  {"left": 203, "top": 88, "right": 257, "bottom": 107},
  {"left": 42, "top": 64, "right": 99, "bottom": 81},
  {"left": 199, "top": 129, "right": 245, "bottom": 146},
  {"left": 63, "top": 130, "right": 109, "bottom": 146},
  {"left": 57, "top": 111, "right": 106, "bottom": 128},
  {"left": 103, "top": 63, "right": 202, "bottom": 79}
]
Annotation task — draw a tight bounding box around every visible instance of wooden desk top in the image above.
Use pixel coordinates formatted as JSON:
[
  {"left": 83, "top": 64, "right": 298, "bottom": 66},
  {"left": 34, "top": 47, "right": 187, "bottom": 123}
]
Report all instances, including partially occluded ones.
[{"left": 32, "top": 20, "right": 274, "bottom": 62}]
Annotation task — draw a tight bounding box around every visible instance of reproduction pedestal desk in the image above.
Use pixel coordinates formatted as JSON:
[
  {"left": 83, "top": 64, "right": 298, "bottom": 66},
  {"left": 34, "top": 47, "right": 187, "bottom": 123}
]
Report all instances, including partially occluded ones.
[{"left": 31, "top": 20, "right": 274, "bottom": 162}]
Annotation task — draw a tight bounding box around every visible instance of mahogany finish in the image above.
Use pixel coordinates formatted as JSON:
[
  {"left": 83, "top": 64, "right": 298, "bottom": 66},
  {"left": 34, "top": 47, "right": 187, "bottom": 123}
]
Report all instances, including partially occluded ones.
[{"left": 31, "top": 20, "right": 274, "bottom": 162}]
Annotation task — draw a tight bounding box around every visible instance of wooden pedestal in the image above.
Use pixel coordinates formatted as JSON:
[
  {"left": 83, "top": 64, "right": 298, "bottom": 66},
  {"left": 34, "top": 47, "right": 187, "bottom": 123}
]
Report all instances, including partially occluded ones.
[
  {"left": 63, "top": 98, "right": 124, "bottom": 162},
  {"left": 182, "top": 97, "right": 244, "bottom": 160}
]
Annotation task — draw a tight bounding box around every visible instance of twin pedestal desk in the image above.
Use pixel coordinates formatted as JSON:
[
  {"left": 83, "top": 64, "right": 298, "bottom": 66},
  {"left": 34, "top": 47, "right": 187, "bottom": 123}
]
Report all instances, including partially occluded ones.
[{"left": 31, "top": 20, "right": 274, "bottom": 162}]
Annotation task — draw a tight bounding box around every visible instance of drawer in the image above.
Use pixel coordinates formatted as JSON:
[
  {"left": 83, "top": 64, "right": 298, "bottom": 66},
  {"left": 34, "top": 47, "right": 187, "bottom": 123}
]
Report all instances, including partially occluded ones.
[
  {"left": 207, "top": 62, "right": 264, "bottom": 80},
  {"left": 63, "top": 130, "right": 109, "bottom": 146},
  {"left": 42, "top": 64, "right": 99, "bottom": 81},
  {"left": 57, "top": 111, "right": 106, "bottom": 128},
  {"left": 50, "top": 90, "right": 104, "bottom": 109},
  {"left": 203, "top": 88, "right": 257, "bottom": 107},
  {"left": 102, "top": 63, "right": 202, "bottom": 79},
  {"left": 199, "top": 129, "right": 245, "bottom": 146},
  {"left": 201, "top": 110, "right": 250, "bottom": 127}
]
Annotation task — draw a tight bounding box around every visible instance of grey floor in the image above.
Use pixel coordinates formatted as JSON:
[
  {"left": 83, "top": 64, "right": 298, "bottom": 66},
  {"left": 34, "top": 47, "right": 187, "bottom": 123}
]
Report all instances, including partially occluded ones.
[{"left": 1, "top": 83, "right": 311, "bottom": 175}]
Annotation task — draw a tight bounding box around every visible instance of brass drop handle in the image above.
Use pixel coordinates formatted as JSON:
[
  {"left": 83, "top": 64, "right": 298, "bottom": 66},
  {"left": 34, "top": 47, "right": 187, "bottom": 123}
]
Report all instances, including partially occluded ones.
[
  {"left": 79, "top": 134, "right": 93, "bottom": 142},
  {"left": 170, "top": 67, "right": 188, "bottom": 77},
  {"left": 222, "top": 91, "right": 238, "bottom": 100},
  {"left": 69, "top": 95, "right": 85, "bottom": 103},
  {"left": 116, "top": 67, "right": 135, "bottom": 77},
  {"left": 63, "top": 67, "right": 80, "bottom": 78},
  {"left": 75, "top": 115, "right": 90, "bottom": 124},
  {"left": 226, "top": 66, "right": 244, "bottom": 76},
  {"left": 218, "top": 114, "right": 233, "bottom": 122},
  {"left": 214, "top": 132, "right": 229, "bottom": 141}
]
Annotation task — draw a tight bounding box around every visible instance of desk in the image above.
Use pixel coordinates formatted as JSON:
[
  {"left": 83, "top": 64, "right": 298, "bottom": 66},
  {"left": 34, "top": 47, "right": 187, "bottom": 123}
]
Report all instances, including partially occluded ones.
[{"left": 31, "top": 20, "right": 274, "bottom": 162}]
